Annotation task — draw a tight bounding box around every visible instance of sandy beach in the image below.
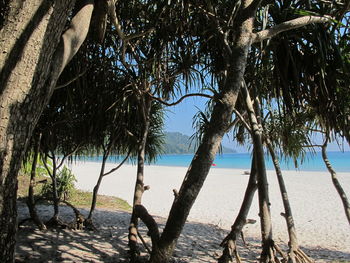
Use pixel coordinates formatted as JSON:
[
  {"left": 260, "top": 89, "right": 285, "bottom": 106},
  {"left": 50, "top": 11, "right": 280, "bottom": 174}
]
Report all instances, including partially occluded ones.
[{"left": 16, "top": 161, "right": 350, "bottom": 262}]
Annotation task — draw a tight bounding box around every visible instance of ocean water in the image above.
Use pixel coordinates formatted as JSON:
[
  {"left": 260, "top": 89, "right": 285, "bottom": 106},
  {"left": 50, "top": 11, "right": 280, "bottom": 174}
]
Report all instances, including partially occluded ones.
[
  {"left": 88, "top": 151, "right": 350, "bottom": 172},
  {"left": 153, "top": 151, "right": 350, "bottom": 172}
]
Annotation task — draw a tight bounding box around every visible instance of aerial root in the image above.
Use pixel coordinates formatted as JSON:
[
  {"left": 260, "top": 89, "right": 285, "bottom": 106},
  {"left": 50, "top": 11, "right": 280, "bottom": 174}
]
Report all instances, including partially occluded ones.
[
  {"left": 219, "top": 231, "right": 244, "bottom": 263},
  {"left": 61, "top": 200, "right": 85, "bottom": 230},
  {"left": 45, "top": 216, "right": 68, "bottom": 228},
  {"left": 292, "top": 248, "right": 314, "bottom": 263},
  {"left": 230, "top": 240, "right": 242, "bottom": 263},
  {"left": 83, "top": 218, "right": 98, "bottom": 231},
  {"left": 259, "top": 240, "right": 286, "bottom": 263},
  {"left": 274, "top": 243, "right": 287, "bottom": 262}
]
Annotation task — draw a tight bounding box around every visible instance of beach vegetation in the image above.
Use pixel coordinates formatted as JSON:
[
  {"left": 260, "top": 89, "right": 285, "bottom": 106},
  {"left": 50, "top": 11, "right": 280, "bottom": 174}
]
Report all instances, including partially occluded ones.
[{"left": 17, "top": 170, "right": 132, "bottom": 212}]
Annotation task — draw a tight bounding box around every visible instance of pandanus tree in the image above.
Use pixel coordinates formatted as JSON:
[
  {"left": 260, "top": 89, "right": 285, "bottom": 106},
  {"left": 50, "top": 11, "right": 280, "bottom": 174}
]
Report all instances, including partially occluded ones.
[
  {"left": 56, "top": 39, "right": 141, "bottom": 227},
  {"left": 144, "top": 1, "right": 338, "bottom": 261},
  {"left": 0, "top": 1, "right": 97, "bottom": 258},
  {"left": 33, "top": 85, "right": 86, "bottom": 226},
  {"left": 217, "top": 1, "right": 350, "bottom": 262},
  {"left": 110, "top": 1, "right": 198, "bottom": 259},
  {"left": 246, "top": 3, "right": 349, "bottom": 262}
]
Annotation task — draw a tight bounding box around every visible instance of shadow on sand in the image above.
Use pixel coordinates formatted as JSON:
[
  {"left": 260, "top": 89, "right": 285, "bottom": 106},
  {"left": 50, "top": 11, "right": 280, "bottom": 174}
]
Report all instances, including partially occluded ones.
[{"left": 16, "top": 204, "right": 350, "bottom": 263}]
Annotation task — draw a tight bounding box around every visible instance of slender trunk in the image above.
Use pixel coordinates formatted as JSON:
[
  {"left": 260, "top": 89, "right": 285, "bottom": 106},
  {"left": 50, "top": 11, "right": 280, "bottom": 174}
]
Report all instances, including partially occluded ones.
[
  {"left": 219, "top": 150, "right": 258, "bottom": 263},
  {"left": 51, "top": 156, "right": 60, "bottom": 220},
  {"left": 88, "top": 150, "right": 131, "bottom": 223},
  {"left": 27, "top": 134, "right": 46, "bottom": 230},
  {"left": 266, "top": 139, "right": 303, "bottom": 263},
  {"left": 322, "top": 140, "right": 350, "bottom": 225},
  {"left": 242, "top": 84, "right": 275, "bottom": 263},
  {"left": 88, "top": 152, "right": 108, "bottom": 220},
  {"left": 0, "top": 1, "right": 93, "bottom": 260},
  {"left": 150, "top": 2, "right": 257, "bottom": 261},
  {"left": 129, "top": 97, "right": 151, "bottom": 261}
]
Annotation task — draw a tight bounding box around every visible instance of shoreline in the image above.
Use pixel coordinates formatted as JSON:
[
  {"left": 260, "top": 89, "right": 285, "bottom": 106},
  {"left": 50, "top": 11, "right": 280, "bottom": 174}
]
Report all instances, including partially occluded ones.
[
  {"left": 79, "top": 150, "right": 350, "bottom": 173},
  {"left": 69, "top": 161, "right": 350, "bottom": 255}
]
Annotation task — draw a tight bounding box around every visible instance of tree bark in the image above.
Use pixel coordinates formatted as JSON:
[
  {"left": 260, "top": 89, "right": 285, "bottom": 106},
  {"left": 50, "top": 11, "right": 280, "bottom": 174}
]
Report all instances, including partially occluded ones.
[
  {"left": 87, "top": 152, "right": 108, "bottom": 220},
  {"left": 242, "top": 84, "right": 276, "bottom": 263},
  {"left": 219, "top": 150, "right": 258, "bottom": 263},
  {"left": 266, "top": 138, "right": 311, "bottom": 263},
  {"left": 87, "top": 149, "right": 130, "bottom": 225},
  {"left": 322, "top": 139, "right": 350, "bottom": 225},
  {"left": 51, "top": 156, "right": 60, "bottom": 221},
  {"left": 129, "top": 96, "right": 151, "bottom": 262},
  {"left": 0, "top": 1, "right": 94, "bottom": 260},
  {"left": 150, "top": 2, "right": 257, "bottom": 261}
]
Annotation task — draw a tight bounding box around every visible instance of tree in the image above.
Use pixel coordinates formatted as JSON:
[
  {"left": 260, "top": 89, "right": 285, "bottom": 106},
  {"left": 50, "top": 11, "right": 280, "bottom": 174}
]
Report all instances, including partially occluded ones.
[
  {"left": 0, "top": 1, "right": 96, "bottom": 259},
  {"left": 219, "top": 150, "right": 258, "bottom": 263},
  {"left": 25, "top": 133, "right": 47, "bottom": 230}
]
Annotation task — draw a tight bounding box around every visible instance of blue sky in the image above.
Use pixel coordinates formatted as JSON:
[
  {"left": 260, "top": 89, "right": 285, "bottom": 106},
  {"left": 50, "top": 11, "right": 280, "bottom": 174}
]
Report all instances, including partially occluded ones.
[{"left": 164, "top": 95, "right": 350, "bottom": 153}]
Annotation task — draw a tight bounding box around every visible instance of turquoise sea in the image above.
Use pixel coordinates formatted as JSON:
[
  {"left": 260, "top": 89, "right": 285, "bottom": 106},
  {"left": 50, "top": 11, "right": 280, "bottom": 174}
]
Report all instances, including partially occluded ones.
[{"left": 89, "top": 151, "right": 350, "bottom": 172}]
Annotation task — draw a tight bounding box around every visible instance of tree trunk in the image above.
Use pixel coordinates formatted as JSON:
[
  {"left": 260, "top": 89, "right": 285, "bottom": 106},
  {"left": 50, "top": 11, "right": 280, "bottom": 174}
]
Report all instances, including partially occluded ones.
[
  {"left": 27, "top": 133, "right": 46, "bottom": 230},
  {"left": 87, "top": 152, "right": 108, "bottom": 220},
  {"left": 129, "top": 97, "right": 151, "bottom": 262},
  {"left": 0, "top": 1, "right": 93, "bottom": 260},
  {"left": 242, "top": 84, "right": 276, "bottom": 263},
  {"left": 150, "top": 2, "right": 257, "bottom": 261},
  {"left": 87, "top": 149, "right": 130, "bottom": 228},
  {"left": 266, "top": 138, "right": 312, "bottom": 263},
  {"left": 219, "top": 150, "right": 258, "bottom": 263},
  {"left": 322, "top": 139, "right": 350, "bottom": 225},
  {"left": 51, "top": 158, "right": 60, "bottom": 221}
]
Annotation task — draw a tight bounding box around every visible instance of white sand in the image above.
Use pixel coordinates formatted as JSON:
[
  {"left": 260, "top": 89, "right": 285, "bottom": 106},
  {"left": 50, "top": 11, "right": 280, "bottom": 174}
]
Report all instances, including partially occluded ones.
[{"left": 69, "top": 161, "right": 350, "bottom": 256}]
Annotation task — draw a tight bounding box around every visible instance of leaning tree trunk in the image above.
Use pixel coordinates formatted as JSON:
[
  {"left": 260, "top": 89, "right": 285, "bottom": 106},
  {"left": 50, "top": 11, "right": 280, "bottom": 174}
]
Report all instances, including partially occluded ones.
[
  {"left": 27, "top": 133, "right": 46, "bottom": 230},
  {"left": 129, "top": 97, "right": 151, "bottom": 262},
  {"left": 242, "top": 84, "right": 278, "bottom": 263},
  {"left": 149, "top": 2, "right": 258, "bottom": 262},
  {"left": 266, "top": 138, "right": 312, "bottom": 263},
  {"left": 0, "top": 1, "right": 94, "bottom": 260},
  {"left": 322, "top": 139, "right": 350, "bottom": 225},
  {"left": 219, "top": 150, "right": 258, "bottom": 263},
  {"left": 87, "top": 152, "right": 108, "bottom": 221},
  {"left": 87, "top": 148, "right": 130, "bottom": 227}
]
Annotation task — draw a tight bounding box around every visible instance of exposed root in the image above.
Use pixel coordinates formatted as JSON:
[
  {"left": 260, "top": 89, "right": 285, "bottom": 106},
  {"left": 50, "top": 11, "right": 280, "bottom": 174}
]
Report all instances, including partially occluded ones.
[
  {"left": 18, "top": 218, "right": 32, "bottom": 228},
  {"left": 274, "top": 243, "right": 287, "bottom": 262},
  {"left": 83, "top": 218, "right": 98, "bottom": 231},
  {"left": 218, "top": 239, "right": 242, "bottom": 263},
  {"left": 61, "top": 200, "right": 85, "bottom": 230},
  {"left": 219, "top": 218, "right": 257, "bottom": 262},
  {"left": 45, "top": 216, "right": 68, "bottom": 228},
  {"left": 260, "top": 239, "right": 283, "bottom": 263},
  {"left": 289, "top": 248, "right": 314, "bottom": 263}
]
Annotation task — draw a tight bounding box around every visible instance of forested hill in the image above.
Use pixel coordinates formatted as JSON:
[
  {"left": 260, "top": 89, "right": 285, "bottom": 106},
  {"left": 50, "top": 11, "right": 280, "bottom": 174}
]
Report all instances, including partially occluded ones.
[{"left": 163, "top": 132, "right": 235, "bottom": 154}]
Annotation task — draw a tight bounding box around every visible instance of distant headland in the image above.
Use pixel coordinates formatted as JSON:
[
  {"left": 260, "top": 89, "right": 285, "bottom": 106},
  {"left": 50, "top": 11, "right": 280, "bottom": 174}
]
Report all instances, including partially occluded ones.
[{"left": 162, "top": 132, "right": 236, "bottom": 154}]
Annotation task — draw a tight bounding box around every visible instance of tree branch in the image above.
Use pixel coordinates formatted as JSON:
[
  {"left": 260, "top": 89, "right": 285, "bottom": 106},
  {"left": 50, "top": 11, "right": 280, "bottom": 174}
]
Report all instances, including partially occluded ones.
[
  {"left": 103, "top": 150, "right": 131, "bottom": 177},
  {"left": 55, "top": 68, "right": 87, "bottom": 90},
  {"left": 233, "top": 108, "right": 251, "bottom": 133},
  {"left": 57, "top": 143, "right": 81, "bottom": 170},
  {"left": 56, "top": 1, "right": 94, "bottom": 76},
  {"left": 252, "top": 15, "right": 333, "bottom": 43},
  {"left": 134, "top": 205, "right": 160, "bottom": 248},
  {"left": 149, "top": 93, "right": 213, "bottom": 107}
]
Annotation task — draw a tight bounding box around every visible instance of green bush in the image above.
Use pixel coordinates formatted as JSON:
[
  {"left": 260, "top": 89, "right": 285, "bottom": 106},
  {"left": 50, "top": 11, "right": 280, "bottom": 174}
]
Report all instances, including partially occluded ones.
[{"left": 40, "top": 166, "right": 77, "bottom": 201}]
